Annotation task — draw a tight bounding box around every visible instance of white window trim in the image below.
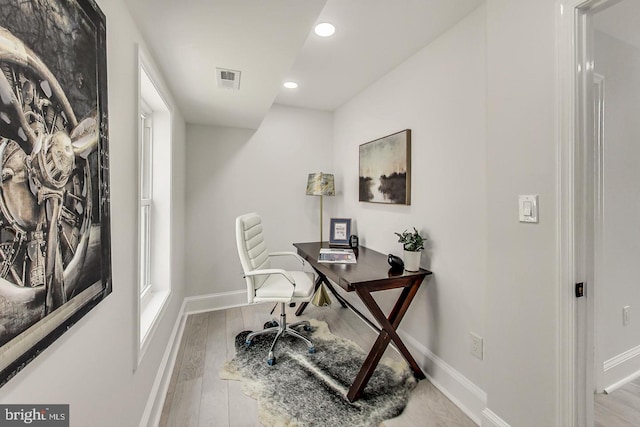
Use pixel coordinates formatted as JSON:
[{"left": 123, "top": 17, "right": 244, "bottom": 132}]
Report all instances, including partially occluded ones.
[
  {"left": 139, "top": 108, "right": 153, "bottom": 301},
  {"left": 137, "top": 47, "right": 173, "bottom": 366}
]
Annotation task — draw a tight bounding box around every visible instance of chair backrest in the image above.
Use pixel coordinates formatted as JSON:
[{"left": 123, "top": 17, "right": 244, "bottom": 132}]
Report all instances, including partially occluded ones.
[{"left": 236, "top": 213, "right": 271, "bottom": 303}]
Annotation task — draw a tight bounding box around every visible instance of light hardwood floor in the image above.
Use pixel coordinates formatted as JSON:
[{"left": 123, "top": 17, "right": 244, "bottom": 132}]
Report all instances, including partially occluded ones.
[
  {"left": 595, "top": 377, "right": 640, "bottom": 427},
  {"left": 159, "top": 302, "right": 476, "bottom": 427}
]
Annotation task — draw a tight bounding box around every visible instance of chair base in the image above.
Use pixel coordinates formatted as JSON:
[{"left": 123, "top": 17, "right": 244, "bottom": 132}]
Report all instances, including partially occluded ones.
[{"left": 245, "top": 302, "right": 314, "bottom": 365}]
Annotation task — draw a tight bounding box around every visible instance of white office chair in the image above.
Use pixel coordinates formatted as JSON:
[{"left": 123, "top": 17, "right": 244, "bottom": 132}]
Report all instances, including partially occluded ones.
[{"left": 235, "top": 213, "right": 316, "bottom": 365}]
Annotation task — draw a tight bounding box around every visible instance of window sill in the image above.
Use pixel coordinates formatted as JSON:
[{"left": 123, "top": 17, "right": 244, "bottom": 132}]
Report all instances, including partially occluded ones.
[{"left": 139, "top": 288, "right": 171, "bottom": 364}]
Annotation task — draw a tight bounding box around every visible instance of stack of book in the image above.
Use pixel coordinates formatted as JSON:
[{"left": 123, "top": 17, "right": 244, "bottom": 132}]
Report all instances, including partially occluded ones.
[{"left": 318, "top": 248, "right": 357, "bottom": 264}]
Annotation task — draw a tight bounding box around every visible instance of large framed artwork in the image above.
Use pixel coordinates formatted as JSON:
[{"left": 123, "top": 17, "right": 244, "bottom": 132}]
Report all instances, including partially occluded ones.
[
  {"left": 359, "top": 129, "right": 411, "bottom": 205},
  {"left": 0, "top": 0, "right": 111, "bottom": 386}
]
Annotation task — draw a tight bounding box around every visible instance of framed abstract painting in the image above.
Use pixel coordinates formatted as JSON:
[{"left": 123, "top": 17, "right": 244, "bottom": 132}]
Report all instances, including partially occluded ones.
[{"left": 359, "top": 129, "right": 411, "bottom": 205}]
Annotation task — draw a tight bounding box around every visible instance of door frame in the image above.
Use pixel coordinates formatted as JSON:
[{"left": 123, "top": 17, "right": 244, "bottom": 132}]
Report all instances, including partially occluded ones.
[
  {"left": 557, "top": 0, "right": 622, "bottom": 425},
  {"left": 592, "top": 72, "right": 605, "bottom": 394}
]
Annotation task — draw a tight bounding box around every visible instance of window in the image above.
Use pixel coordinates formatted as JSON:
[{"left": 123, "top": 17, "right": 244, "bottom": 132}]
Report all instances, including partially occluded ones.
[
  {"left": 139, "top": 106, "right": 153, "bottom": 300},
  {"left": 138, "top": 57, "right": 172, "bottom": 362}
]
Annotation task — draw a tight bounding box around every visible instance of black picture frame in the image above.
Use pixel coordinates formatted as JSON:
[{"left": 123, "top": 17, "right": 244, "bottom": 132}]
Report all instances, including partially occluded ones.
[
  {"left": 359, "top": 129, "right": 411, "bottom": 205},
  {"left": 329, "top": 218, "right": 351, "bottom": 247},
  {"left": 0, "top": 0, "right": 111, "bottom": 387}
]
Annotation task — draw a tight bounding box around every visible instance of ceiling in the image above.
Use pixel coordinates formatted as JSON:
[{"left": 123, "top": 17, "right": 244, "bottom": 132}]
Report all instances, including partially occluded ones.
[{"left": 125, "top": 0, "right": 483, "bottom": 129}]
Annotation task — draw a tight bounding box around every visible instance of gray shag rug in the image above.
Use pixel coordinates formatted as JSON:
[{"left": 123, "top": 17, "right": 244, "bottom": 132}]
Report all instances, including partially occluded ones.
[{"left": 221, "top": 319, "right": 416, "bottom": 427}]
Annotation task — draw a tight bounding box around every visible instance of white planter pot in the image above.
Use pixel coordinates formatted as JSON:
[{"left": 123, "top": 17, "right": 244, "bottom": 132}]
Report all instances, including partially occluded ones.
[{"left": 403, "top": 250, "right": 421, "bottom": 272}]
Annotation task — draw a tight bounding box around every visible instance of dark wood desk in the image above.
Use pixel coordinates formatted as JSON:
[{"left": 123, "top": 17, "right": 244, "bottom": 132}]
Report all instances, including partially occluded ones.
[{"left": 293, "top": 242, "right": 432, "bottom": 402}]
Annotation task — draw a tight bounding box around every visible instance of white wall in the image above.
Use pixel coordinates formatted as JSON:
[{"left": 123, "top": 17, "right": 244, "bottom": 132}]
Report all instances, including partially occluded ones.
[
  {"left": 332, "top": 1, "right": 570, "bottom": 425},
  {"left": 333, "top": 4, "right": 487, "bottom": 419},
  {"left": 595, "top": 30, "right": 640, "bottom": 386},
  {"left": 0, "top": 1, "right": 187, "bottom": 426},
  {"left": 0, "top": 0, "right": 582, "bottom": 425},
  {"left": 179, "top": 1, "right": 572, "bottom": 425},
  {"left": 185, "top": 105, "right": 333, "bottom": 297},
  {"left": 484, "top": 0, "right": 558, "bottom": 425}
]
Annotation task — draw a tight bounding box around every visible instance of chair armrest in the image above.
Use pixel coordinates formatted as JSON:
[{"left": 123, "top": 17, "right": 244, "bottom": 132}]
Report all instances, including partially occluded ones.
[
  {"left": 244, "top": 268, "right": 295, "bottom": 285},
  {"left": 269, "top": 251, "right": 306, "bottom": 267}
]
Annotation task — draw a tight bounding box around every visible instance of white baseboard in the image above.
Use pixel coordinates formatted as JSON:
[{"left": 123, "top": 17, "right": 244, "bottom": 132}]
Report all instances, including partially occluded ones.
[
  {"left": 481, "top": 408, "right": 511, "bottom": 427},
  {"left": 398, "top": 330, "right": 486, "bottom": 425},
  {"left": 139, "top": 299, "right": 188, "bottom": 427},
  {"left": 605, "top": 369, "right": 640, "bottom": 394},
  {"left": 140, "top": 290, "right": 247, "bottom": 426},
  {"left": 603, "top": 343, "right": 640, "bottom": 392},
  {"left": 142, "top": 289, "right": 490, "bottom": 426},
  {"left": 183, "top": 290, "right": 246, "bottom": 314},
  {"left": 330, "top": 286, "right": 487, "bottom": 426}
]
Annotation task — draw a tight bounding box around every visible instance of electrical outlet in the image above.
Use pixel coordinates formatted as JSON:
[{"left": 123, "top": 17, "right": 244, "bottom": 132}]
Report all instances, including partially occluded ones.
[
  {"left": 623, "top": 306, "right": 631, "bottom": 326},
  {"left": 470, "top": 332, "right": 483, "bottom": 360}
]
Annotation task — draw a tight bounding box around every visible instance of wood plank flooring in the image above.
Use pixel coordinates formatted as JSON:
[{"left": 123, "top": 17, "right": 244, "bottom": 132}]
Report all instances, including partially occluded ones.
[
  {"left": 595, "top": 377, "right": 640, "bottom": 427},
  {"left": 159, "top": 302, "right": 475, "bottom": 427}
]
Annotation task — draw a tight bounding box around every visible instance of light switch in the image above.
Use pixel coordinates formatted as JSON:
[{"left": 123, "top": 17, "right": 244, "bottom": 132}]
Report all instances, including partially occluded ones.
[{"left": 519, "top": 195, "right": 539, "bottom": 223}]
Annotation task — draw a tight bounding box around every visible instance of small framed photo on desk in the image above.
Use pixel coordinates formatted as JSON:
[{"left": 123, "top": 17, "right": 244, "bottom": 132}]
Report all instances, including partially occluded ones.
[{"left": 329, "top": 218, "right": 351, "bottom": 246}]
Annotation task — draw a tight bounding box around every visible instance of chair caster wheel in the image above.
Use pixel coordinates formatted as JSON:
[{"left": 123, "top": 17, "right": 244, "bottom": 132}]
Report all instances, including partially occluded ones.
[
  {"left": 304, "top": 325, "right": 312, "bottom": 331},
  {"left": 267, "top": 358, "right": 275, "bottom": 366},
  {"left": 264, "top": 320, "right": 278, "bottom": 329},
  {"left": 308, "top": 346, "right": 316, "bottom": 354},
  {"left": 245, "top": 340, "right": 252, "bottom": 347}
]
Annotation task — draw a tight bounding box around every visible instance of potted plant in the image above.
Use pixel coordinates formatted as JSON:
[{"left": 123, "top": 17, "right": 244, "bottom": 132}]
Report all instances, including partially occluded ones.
[{"left": 394, "top": 227, "right": 425, "bottom": 272}]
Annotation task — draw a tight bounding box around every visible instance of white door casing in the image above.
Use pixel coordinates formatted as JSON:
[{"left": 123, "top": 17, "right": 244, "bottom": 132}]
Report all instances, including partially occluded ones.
[{"left": 558, "top": 1, "right": 621, "bottom": 425}]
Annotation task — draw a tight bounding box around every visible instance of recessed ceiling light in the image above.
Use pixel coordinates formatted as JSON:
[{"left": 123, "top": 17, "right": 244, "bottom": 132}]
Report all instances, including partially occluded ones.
[
  {"left": 283, "top": 81, "right": 298, "bottom": 89},
  {"left": 314, "top": 22, "right": 335, "bottom": 37}
]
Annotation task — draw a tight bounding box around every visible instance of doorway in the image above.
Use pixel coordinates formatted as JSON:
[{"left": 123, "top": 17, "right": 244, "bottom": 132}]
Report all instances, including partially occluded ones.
[
  {"left": 591, "top": 3, "right": 640, "bottom": 425},
  {"left": 559, "top": 0, "right": 640, "bottom": 425}
]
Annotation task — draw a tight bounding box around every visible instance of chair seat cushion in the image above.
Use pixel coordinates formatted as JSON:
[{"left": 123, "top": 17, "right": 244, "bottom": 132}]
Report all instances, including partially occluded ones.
[{"left": 255, "top": 271, "right": 315, "bottom": 302}]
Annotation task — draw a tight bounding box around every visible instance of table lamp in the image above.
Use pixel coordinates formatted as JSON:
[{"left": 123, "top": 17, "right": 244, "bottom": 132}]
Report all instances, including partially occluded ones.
[{"left": 306, "top": 172, "right": 335, "bottom": 244}]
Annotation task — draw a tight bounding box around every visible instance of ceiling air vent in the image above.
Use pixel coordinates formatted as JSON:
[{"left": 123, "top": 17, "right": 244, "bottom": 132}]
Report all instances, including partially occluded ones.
[{"left": 216, "top": 68, "right": 241, "bottom": 90}]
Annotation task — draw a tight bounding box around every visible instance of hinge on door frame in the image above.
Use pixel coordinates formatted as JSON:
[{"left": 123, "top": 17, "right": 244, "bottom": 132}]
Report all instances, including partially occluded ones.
[{"left": 575, "top": 282, "right": 585, "bottom": 298}]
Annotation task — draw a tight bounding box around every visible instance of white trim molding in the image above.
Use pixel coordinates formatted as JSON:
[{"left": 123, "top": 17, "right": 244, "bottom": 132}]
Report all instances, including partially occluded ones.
[
  {"left": 398, "top": 330, "right": 486, "bottom": 425},
  {"left": 604, "top": 343, "right": 640, "bottom": 372},
  {"left": 139, "top": 299, "right": 188, "bottom": 427},
  {"left": 604, "top": 369, "right": 640, "bottom": 395},
  {"left": 139, "top": 290, "right": 267, "bottom": 426},
  {"left": 330, "top": 284, "right": 487, "bottom": 425},
  {"left": 557, "top": 0, "right": 605, "bottom": 425},
  {"left": 136, "top": 43, "right": 175, "bottom": 368},
  {"left": 141, "top": 289, "right": 487, "bottom": 426},
  {"left": 603, "top": 344, "right": 640, "bottom": 392},
  {"left": 139, "top": 289, "right": 172, "bottom": 364},
  {"left": 183, "top": 290, "right": 246, "bottom": 314},
  {"left": 557, "top": 1, "right": 627, "bottom": 425},
  {"left": 481, "top": 408, "right": 511, "bottom": 427},
  {"left": 557, "top": 1, "right": 581, "bottom": 424}
]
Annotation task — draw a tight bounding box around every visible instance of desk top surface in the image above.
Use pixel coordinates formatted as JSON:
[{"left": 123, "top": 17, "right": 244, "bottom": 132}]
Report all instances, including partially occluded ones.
[{"left": 293, "top": 242, "right": 432, "bottom": 292}]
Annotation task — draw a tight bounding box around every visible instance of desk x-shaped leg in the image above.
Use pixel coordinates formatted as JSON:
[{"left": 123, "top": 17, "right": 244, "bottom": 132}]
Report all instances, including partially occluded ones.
[{"left": 347, "top": 277, "right": 426, "bottom": 402}]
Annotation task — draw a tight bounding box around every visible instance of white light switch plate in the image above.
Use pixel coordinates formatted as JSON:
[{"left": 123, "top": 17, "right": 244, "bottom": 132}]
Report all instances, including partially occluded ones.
[{"left": 519, "top": 195, "right": 539, "bottom": 223}]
